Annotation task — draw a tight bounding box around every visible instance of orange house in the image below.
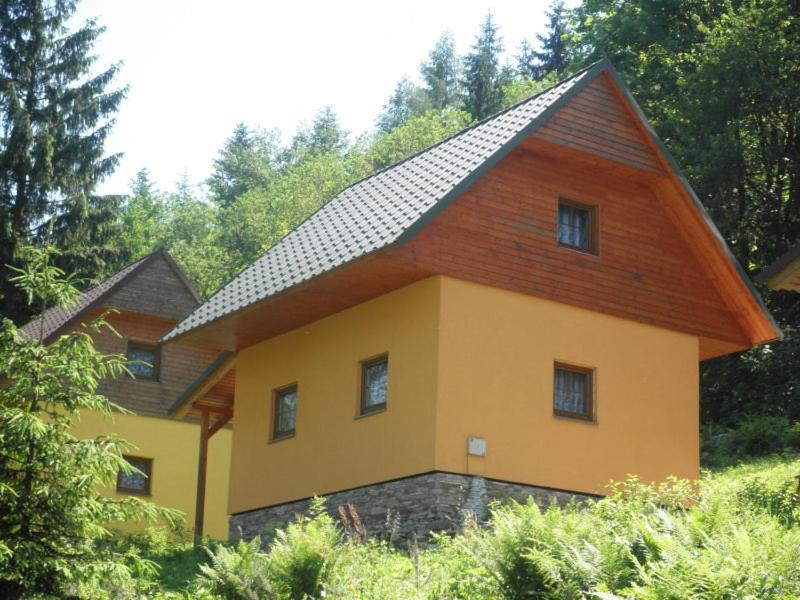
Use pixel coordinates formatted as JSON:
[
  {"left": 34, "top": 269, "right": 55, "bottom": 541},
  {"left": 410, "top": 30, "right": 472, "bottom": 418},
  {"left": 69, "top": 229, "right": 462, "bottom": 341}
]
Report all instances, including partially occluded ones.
[
  {"left": 22, "top": 250, "right": 232, "bottom": 539},
  {"left": 165, "top": 61, "right": 780, "bottom": 541}
]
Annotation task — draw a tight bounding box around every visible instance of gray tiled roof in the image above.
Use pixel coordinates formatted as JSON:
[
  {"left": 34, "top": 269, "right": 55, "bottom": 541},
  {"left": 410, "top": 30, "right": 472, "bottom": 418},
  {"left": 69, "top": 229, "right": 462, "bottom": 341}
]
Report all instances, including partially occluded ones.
[
  {"left": 163, "top": 64, "right": 599, "bottom": 343},
  {"left": 21, "top": 254, "right": 151, "bottom": 342}
]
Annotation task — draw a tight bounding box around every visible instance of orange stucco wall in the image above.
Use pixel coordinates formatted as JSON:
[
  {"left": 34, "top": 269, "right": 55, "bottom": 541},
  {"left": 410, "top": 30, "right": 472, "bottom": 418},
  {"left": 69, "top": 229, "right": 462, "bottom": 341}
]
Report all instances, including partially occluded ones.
[
  {"left": 229, "top": 277, "right": 441, "bottom": 515},
  {"left": 229, "top": 275, "right": 700, "bottom": 514},
  {"left": 71, "top": 411, "right": 232, "bottom": 539},
  {"left": 434, "top": 276, "right": 699, "bottom": 494}
]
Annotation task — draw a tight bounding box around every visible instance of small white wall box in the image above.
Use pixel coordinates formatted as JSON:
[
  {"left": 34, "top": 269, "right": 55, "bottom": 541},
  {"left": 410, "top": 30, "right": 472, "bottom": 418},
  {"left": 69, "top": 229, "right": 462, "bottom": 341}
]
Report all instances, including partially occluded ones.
[{"left": 467, "top": 436, "right": 487, "bottom": 457}]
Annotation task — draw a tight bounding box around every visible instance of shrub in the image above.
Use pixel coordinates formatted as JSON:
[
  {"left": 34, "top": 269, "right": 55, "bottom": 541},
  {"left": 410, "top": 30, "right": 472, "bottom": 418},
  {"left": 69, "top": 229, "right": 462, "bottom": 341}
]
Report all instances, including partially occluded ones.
[
  {"left": 268, "top": 498, "right": 341, "bottom": 599},
  {"left": 194, "top": 536, "right": 273, "bottom": 600}
]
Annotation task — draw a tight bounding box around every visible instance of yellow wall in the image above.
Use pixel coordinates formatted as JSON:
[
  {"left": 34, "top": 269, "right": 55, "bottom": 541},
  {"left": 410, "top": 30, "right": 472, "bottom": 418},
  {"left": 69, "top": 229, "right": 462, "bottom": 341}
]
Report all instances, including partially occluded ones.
[
  {"left": 230, "top": 277, "right": 441, "bottom": 514},
  {"left": 71, "top": 411, "right": 232, "bottom": 539},
  {"left": 229, "top": 275, "right": 699, "bottom": 514},
  {"left": 435, "top": 276, "right": 699, "bottom": 494}
]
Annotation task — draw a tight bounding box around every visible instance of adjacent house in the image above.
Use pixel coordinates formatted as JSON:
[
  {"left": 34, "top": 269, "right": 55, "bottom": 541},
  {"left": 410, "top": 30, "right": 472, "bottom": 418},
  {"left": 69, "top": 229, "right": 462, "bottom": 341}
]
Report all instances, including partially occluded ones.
[
  {"left": 756, "top": 245, "right": 800, "bottom": 292},
  {"left": 164, "top": 60, "right": 780, "bottom": 541},
  {"left": 22, "top": 250, "right": 232, "bottom": 539}
]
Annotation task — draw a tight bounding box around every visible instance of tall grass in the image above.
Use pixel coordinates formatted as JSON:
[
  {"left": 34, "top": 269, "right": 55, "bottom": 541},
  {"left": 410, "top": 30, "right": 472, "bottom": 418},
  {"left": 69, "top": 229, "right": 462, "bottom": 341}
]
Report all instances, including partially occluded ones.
[{"left": 104, "top": 456, "right": 800, "bottom": 599}]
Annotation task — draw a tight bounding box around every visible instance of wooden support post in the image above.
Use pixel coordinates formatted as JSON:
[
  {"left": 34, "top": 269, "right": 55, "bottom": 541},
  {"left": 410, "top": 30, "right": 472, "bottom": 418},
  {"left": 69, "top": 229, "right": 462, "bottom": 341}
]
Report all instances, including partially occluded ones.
[{"left": 194, "top": 408, "right": 210, "bottom": 544}]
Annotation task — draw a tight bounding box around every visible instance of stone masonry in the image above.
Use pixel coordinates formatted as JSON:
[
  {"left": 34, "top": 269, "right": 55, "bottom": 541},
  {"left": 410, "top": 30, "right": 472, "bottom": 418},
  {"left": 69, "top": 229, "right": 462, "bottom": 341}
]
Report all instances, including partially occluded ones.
[{"left": 229, "top": 472, "right": 595, "bottom": 544}]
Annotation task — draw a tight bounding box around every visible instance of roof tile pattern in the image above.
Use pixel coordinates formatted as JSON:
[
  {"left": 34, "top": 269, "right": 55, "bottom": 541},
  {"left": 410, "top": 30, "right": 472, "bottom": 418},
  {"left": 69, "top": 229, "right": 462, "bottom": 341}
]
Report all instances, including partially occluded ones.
[
  {"left": 20, "top": 256, "right": 149, "bottom": 342},
  {"left": 163, "top": 67, "right": 593, "bottom": 342}
]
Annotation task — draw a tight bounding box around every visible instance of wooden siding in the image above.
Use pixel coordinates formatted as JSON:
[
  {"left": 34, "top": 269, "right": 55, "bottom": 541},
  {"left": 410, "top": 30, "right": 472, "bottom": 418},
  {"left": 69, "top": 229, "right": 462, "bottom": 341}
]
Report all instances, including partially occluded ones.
[
  {"left": 90, "top": 309, "right": 222, "bottom": 419},
  {"left": 533, "top": 73, "right": 662, "bottom": 173},
  {"left": 105, "top": 254, "right": 200, "bottom": 322},
  {"left": 382, "top": 137, "right": 749, "bottom": 351}
]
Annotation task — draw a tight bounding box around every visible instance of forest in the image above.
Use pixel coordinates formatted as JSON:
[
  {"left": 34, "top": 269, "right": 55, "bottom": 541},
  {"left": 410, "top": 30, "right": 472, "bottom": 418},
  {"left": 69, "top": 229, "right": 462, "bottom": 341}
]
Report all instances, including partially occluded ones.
[{"left": 0, "top": 0, "right": 799, "bottom": 598}]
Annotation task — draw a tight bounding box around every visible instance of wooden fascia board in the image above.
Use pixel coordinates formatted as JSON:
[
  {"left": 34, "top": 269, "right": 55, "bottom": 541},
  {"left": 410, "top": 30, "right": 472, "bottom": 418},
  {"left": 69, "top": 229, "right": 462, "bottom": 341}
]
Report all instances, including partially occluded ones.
[{"left": 169, "top": 351, "right": 237, "bottom": 418}]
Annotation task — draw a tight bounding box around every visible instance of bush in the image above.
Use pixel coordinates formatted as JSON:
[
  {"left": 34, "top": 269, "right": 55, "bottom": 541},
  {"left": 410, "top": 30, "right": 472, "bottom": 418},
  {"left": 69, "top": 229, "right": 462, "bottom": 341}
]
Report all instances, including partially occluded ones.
[
  {"left": 195, "top": 536, "right": 273, "bottom": 600},
  {"left": 703, "top": 415, "right": 800, "bottom": 467}
]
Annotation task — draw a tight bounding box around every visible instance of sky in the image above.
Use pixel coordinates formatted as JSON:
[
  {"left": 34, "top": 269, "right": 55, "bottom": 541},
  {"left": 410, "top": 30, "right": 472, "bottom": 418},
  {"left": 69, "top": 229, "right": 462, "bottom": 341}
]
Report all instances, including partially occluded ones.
[{"left": 73, "top": 0, "right": 572, "bottom": 196}]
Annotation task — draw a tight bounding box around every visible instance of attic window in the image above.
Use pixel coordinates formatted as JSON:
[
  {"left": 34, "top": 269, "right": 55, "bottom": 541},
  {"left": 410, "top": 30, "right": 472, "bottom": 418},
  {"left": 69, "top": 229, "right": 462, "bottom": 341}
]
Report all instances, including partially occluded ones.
[
  {"left": 127, "top": 342, "right": 159, "bottom": 381},
  {"left": 557, "top": 200, "right": 596, "bottom": 254}
]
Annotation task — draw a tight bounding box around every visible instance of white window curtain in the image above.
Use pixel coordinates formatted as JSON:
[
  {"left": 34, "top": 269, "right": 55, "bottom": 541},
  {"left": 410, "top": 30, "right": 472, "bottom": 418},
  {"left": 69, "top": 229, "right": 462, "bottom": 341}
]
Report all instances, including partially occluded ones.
[{"left": 555, "top": 368, "right": 587, "bottom": 414}]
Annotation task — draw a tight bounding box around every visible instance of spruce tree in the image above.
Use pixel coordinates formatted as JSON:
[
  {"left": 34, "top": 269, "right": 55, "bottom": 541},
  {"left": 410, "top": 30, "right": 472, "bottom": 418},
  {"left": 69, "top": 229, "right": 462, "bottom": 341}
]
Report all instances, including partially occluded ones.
[
  {"left": 462, "top": 12, "right": 505, "bottom": 120},
  {"left": 208, "top": 123, "right": 278, "bottom": 207},
  {"left": 534, "top": 0, "right": 571, "bottom": 76},
  {"left": 376, "top": 77, "right": 430, "bottom": 133},
  {"left": 0, "top": 0, "right": 125, "bottom": 323},
  {"left": 420, "top": 32, "right": 461, "bottom": 110}
]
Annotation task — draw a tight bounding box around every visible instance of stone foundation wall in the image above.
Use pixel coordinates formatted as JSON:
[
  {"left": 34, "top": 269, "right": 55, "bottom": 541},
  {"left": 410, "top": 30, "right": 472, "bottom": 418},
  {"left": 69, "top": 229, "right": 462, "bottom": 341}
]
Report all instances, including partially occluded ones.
[{"left": 229, "top": 472, "right": 594, "bottom": 544}]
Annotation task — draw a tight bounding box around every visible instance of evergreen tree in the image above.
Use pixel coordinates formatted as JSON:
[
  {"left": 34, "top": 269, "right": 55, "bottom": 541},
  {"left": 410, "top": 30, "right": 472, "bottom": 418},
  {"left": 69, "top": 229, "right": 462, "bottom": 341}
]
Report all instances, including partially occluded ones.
[
  {"left": 534, "top": 0, "right": 571, "bottom": 76},
  {"left": 376, "top": 77, "right": 430, "bottom": 133},
  {"left": 420, "top": 32, "right": 461, "bottom": 110},
  {"left": 516, "top": 39, "right": 542, "bottom": 80},
  {"left": 0, "top": 0, "right": 125, "bottom": 323},
  {"left": 286, "top": 107, "right": 349, "bottom": 162},
  {"left": 462, "top": 12, "right": 505, "bottom": 120},
  {"left": 0, "top": 247, "right": 173, "bottom": 598},
  {"left": 208, "top": 123, "right": 279, "bottom": 207}
]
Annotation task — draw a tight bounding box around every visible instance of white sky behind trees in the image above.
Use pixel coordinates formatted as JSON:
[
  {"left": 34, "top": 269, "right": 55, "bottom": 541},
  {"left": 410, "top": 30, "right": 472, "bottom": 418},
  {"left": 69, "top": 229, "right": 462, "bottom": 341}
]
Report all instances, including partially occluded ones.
[{"left": 74, "top": 0, "right": 575, "bottom": 196}]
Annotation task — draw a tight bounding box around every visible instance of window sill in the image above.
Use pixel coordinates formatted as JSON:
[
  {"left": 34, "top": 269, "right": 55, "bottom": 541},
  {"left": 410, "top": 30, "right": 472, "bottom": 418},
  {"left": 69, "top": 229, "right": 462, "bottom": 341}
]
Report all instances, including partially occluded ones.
[
  {"left": 117, "top": 488, "right": 151, "bottom": 497},
  {"left": 355, "top": 406, "right": 387, "bottom": 420},
  {"left": 268, "top": 432, "right": 295, "bottom": 444},
  {"left": 553, "top": 411, "right": 597, "bottom": 424},
  {"left": 557, "top": 242, "right": 599, "bottom": 258}
]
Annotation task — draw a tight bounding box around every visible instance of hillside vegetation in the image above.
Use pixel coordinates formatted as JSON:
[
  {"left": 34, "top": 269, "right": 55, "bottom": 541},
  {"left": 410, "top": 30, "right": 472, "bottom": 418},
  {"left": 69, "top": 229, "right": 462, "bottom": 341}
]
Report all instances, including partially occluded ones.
[{"left": 99, "top": 455, "right": 800, "bottom": 599}]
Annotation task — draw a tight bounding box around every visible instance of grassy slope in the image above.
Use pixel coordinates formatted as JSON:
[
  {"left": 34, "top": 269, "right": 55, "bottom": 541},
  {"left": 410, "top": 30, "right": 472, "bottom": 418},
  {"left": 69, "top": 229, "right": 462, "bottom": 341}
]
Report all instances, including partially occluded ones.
[{"left": 125, "top": 455, "right": 800, "bottom": 598}]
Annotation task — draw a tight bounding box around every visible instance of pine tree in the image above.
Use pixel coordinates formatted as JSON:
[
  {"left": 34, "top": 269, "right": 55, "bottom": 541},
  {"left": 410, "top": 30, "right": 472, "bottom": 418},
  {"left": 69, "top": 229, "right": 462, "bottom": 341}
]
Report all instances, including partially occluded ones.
[
  {"left": 376, "top": 77, "right": 431, "bottom": 133},
  {"left": 420, "top": 32, "right": 461, "bottom": 110},
  {"left": 208, "top": 123, "right": 279, "bottom": 207},
  {"left": 462, "top": 12, "right": 505, "bottom": 120},
  {"left": 534, "top": 0, "right": 571, "bottom": 76},
  {"left": 516, "top": 39, "right": 542, "bottom": 80},
  {"left": 0, "top": 0, "right": 125, "bottom": 323}
]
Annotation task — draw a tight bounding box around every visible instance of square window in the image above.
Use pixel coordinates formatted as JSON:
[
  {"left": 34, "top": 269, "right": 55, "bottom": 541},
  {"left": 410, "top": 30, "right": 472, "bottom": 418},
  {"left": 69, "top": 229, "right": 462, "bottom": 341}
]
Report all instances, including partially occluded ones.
[
  {"left": 127, "top": 342, "right": 159, "bottom": 380},
  {"left": 557, "top": 200, "right": 596, "bottom": 253},
  {"left": 360, "top": 355, "right": 388, "bottom": 415},
  {"left": 117, "top": 455, "right": 152, "bottom": 495},
  {"left": 554, "top": 363, "right": 594, "bottom": 421},
  {"left": 272, "top": 385, "right": 297, "bottom": 440}
]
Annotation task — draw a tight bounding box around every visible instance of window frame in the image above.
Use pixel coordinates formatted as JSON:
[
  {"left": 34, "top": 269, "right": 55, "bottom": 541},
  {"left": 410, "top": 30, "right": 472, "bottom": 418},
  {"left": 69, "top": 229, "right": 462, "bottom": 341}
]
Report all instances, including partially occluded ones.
[
  {"left": 359, "top": 354, "right": 389, "bottom": 417},
  {"left": 271, "top": 384, "right": 298, "bottom": 441},
  {"left": 556, "top": 198, "right": 598, "bottom": 255},
  {"left": 116, "top": 455, "right": 153, "bottom": 496},
  {"left": 126, "top": 340, "right": 160, "bottom": 382},
  {"left": 553, "top": 362, "right": 595, "bottom": 422}
]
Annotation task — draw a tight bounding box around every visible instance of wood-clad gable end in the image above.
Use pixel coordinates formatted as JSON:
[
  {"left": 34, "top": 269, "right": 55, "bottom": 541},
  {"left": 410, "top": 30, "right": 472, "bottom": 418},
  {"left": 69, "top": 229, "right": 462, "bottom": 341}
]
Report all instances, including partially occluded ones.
[
  {"left": 105, "top": 254, "right": 201, "bottom": 322},
  {"left": 532, "top": 74, "right": 662, "bottom": 173},
  {"left": 378, "top": 76, "right": 753, "bottom": 359}
]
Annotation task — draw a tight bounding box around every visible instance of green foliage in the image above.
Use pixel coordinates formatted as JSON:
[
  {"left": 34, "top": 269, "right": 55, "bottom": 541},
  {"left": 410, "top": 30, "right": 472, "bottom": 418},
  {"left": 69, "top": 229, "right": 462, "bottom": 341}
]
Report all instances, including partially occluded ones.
[
  {"left": 195, "top": 536, "right": 273, "bottom": 600},
  {"left": 268, "top": 498, "right": 341, "bottom": 599},
  {"left": 702, "top": 415, "right": 800, "bottom": 468},
  {"left": 0, "top": 0, "right": 126, "bottom": 323},
  {"left": 0, "top": 247, "right": 177, "bottom": 598},
  {"left": 462, "top": 12, "right": 507, "bottom": 120},
  {"left": 420, "top": 32, "right": 461, "bottom": 111}
]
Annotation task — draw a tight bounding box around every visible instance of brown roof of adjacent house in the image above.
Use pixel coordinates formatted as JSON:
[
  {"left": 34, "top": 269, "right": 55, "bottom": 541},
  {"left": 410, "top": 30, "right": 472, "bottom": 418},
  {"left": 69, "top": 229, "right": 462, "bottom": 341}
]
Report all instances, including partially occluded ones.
[
  {"left": 21, "top": 249, "right": 199, "bottom": 344},
  {"left": 162, "top": 59, "right": 779, "bottom": 347}
]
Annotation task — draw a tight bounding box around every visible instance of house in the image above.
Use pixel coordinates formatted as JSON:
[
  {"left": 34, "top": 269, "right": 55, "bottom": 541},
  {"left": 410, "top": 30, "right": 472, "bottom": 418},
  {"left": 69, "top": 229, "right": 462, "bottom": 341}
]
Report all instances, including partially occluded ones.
[
  {"left": 756, "top": 245, "right": 800, "bottom": 292},
  {"left": 164, "top": 60, "right": 780, "bottom": 541},
  {"left": 21, "top": 250, "right": 232, "bottom": 539}
]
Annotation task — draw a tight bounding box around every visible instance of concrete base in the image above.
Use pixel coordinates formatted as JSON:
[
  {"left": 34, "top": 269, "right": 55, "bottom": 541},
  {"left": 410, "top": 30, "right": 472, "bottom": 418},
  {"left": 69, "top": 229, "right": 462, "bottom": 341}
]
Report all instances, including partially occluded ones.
[{"left": 229, "top": 472, "right": 593, "bottom": 544}]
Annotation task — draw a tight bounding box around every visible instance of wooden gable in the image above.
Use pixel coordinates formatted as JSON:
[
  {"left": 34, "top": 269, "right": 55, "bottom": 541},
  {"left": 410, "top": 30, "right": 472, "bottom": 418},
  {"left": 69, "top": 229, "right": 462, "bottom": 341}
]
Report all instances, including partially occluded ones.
[
  {"left": 532, "top": 74, "right": 662, "bottom": 173},
  {"left": 104, "top": 253, "right": 201, "bottom": 321}
]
